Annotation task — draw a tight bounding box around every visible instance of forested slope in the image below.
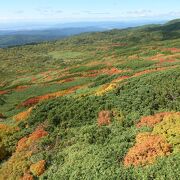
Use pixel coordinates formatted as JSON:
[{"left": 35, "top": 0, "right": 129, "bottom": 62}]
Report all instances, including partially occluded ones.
[{"left": 0, "top": 19, "right": 180, "bottom": 180}]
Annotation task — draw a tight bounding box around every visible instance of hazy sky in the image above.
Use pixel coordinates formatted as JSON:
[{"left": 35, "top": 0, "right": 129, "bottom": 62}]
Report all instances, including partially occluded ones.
[{"left": 0, "top": 0, "right": 180, "bottom": 22}]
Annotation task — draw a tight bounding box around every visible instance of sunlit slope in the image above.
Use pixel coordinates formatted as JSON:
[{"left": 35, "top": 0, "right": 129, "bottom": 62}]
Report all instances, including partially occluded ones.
[{"left": 0, "top": 20, "right": 180, "bottom": 180}]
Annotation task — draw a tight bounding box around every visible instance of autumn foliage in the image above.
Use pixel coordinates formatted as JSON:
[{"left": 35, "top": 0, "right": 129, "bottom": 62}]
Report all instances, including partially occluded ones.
[
  {"left": 125, "top": 112, "right": 180, "bottom": 167},
  {"left": 95, "top": 83, "right": 117, "bottom": 96},
  {"left": 0, "top": 124, "right": 19, "bottom": 134},
  {"left": 152, "top": 112, "right": 180, "bottom": 153},
  {"left": 136, "top": 112, "right": 173, "bottom": 128},
  {"left": 0, "top": 127, "right": 48, "bottom": 179},
  {"left": 0, "top": 90, "right": 9, "bottom": 95},
  {"left": 13, "top": 107, "right": 33, "bottom": 122},
  {"left": 98, "top": 110, "right": 111, "bottom": 126},
  {"left": 20, "top": 86, "right": 83, "bottom": 107},
  {"left": 0, "top": 151, "right": 32, "bottom": 180},
  {"left": 21, "top": 97, "right": 40, "bottom": 107},
  {"left": 124, "top": 133, "right": 171, "bottom": 167},
  {"left": 16, "top": 127, "right": 48, "bottom": 152},
  {"left": 15, "top": 85, "right": 28, "bottom": 92},
  {"left": 21, "top": 173, "right": 34, "bottom": 180},
  {"left": 30, "top": 160, "right": 46, "bottom": 176}
]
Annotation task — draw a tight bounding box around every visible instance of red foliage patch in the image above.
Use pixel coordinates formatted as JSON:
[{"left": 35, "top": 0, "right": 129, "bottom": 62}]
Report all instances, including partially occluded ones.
[
  {"left": 21, "top": 97, "right": 40, "bottom": 107},
  {"left": 98, "top": 110, "right": 111, "bottom": 126},
  {"left": 20, "top": 85, "right": 84, "bottom": 107},
  {"left": 28, "top": 127, "right": 48, "bottom": 142},
  {"left": 0, "top": 90, "right": 9, "bottom": 95},
  {"left": 165, "top": 48, "right": 180, "bottom": 53}
]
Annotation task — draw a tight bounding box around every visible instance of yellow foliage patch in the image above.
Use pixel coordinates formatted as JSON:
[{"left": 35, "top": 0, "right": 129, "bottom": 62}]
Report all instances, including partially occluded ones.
[
  {"left": 95, "top": 83, "right": 117, "bottom": 96},
  {"left": 13, "top": 107, "right": 33, "bottom": 122},
  {"left": 0, "top": 151, "right": 32, "bottom": 180},
  {"left": 152, "top": 112, "right": 180, "bottom": 153},
  {"left": 0, "top": 124, "right": 19, "bottom": 134},
  {"left": 30, "top": 160, "right": 46, "bottom": 176}
]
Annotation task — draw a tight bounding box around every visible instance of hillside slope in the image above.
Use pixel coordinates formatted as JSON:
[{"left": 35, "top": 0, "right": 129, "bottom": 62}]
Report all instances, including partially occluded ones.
[{"left": 0, "top": 20, "right": 180, "bottom": 180}]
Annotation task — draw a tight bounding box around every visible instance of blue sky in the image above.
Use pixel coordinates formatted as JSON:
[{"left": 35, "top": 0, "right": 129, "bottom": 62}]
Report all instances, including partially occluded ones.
[{"left": 0, "top": 0, "right": 180, "bottom": 22}]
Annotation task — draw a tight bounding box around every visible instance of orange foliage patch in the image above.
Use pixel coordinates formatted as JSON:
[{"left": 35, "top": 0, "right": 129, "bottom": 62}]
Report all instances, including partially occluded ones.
[
  {"left": 137, "top": 112, "right": 180, "bottom": 128},
  {"left": 137, "top": 112, "right": 168, "bottom": 128},
  {"left": 98, "top": 110, "right": 111, "bottom": 126},
  {"left": 16, "top": 127, "right": 48, "bottom": 152},
  {"left": 21, "top": 173, "right": 34, "bottom": 180},
  {"left": 124, "top": 133, "right": 171, "bottom": 167},
  {"left": 30, "top": 160, "right": 46, "bottom": 176},
  {"left": 13, "top": 107, "right": 33, "bottom": 122},
  {"left": 0, "top": 124, "right": 19, "bottom": 133},
  {"left": 15, "top": 85, "right": 29, "bottom": 92},
  {"left": 16, "top": 137, "right": 29, "bottom": 152}
]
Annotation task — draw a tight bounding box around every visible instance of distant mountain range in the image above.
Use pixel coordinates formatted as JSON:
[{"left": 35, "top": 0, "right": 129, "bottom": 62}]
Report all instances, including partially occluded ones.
[
  {"left": 0, "top": 19, "right": 168, "bottom": 48},
  {"left": 0, "top": 27, "right": 105, "bottom": 48}
]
